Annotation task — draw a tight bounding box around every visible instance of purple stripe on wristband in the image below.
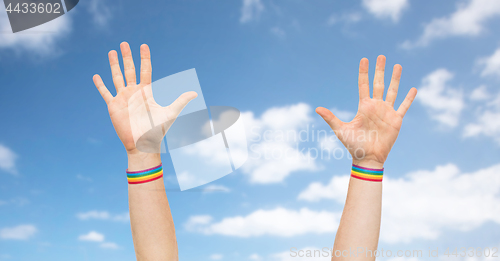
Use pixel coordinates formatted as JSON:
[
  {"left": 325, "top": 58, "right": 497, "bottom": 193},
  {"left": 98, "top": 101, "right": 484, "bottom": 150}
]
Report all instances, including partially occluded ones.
[
  {"left": 126, "top": 164, "right": 163, "bottom": 174},
  {"left": 352, "top": 164, "right": 384, "bottom": 171}
]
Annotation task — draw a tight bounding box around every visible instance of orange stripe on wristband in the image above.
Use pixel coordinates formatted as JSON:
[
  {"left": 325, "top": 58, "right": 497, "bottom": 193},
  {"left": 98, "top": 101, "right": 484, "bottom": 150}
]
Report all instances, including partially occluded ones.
[
  {"left": 127, "top": 164, "right": 163, "bottom": 184},
  {"left": 350, "top": 164, "right": 383, "bottom": 182}
]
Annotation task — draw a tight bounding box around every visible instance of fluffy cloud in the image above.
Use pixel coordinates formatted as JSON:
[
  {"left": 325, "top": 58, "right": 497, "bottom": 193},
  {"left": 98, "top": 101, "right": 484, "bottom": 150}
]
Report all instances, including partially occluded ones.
[
  {"left": 100, "top": 242, "right": 120, "bottom": 249},
  {"left": 478, "top": 47, "right": 500, "bottom": 78},
  {"left": 329, "top": 108, "right": 355, "bottom": 122},
  {"left": 464, "top": 89, "right": 500, "bottom": 143},
  {"left": 174, "top": 103, "right": 319, "bottom": 185},
  {"left": 270, "top": 26, "right": 286, "bottom": 38},
  {"left": 417, "top": 69, "right": 464, "bottom": 127},
  {"left": 0, "top": 4, "right": 71, "bottom": 56},
  {"left": 0, "top": 225, "right": 37, "bottom": 240},
  {"left": 86, "top": 0, "right": 112, "bottom": 27},
  {"left": 78, "top": 231, "right": 105, "bottom": 242},
  {"left": 249, "top": 254, "right": 263, "bottom": 260},
  {"left": 202, "top": 184, "right": 231, "bottom": 193},
  {"left": 240, "top": 103, "right": 319, "bottom": 183},
  {"left": 210, "top": 254, "right": 224, "bottom": 260},
  {"left": 470, "top": 85, "right": 490, "bottom": 101},
  {"left": 78, "top": 231, "right": 119, "bottom": 249},
  {"left": 240, "top": 0, "right": 264, "bottom": 23},
  {"left": 327, "top": 12, "right": 362, "bottom": 26},
  {"left": 299, "top": 163, "right": 500, "bottom": 243},
  {"left": 0, "top": 144, "right": 18, "bottom": 174},
  {"left": 76, "top": 211, "right": 129, "bottom": 222},
  {"left": 402, "top": 0, "right": 500, "bottom": 48},
  {"left": 185, "top": 207, "right": 340, "bottom": 237},
  {"left": 362, "top": 0, "right": 409, "bottom": 22}
]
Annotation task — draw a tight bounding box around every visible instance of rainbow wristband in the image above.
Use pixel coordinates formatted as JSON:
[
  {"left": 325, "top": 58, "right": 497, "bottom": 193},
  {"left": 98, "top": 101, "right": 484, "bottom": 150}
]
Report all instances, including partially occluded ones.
[
  {"left": 126, "top": 164, "right": 163, "bottom": 184},
  {"left": 351, "top": 164, "right": 383, "bottom": 182}
]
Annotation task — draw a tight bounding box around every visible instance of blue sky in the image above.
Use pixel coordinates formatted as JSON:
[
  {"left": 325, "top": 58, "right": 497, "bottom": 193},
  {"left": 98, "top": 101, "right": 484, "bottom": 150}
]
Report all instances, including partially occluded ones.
[{"left": 1, "top": 0, "right": 500, "bottom": 260}]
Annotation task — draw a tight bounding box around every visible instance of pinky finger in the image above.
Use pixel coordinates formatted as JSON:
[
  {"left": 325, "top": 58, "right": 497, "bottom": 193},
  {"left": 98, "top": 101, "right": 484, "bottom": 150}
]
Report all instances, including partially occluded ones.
[
  {"left": 397, "top": 87, "right": 417, "bottom": 117},
  {"left": 93, "top": 74, "right": 113, "bottom": 104}
]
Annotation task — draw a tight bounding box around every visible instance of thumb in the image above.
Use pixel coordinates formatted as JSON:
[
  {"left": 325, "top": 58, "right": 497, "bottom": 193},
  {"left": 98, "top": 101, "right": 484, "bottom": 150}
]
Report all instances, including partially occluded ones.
[
  {"left": 316, "top": 107, "right": 343, "bottom": 132},
  {"left": 167, "top": 91, "right": 198, "bottom": 118}
]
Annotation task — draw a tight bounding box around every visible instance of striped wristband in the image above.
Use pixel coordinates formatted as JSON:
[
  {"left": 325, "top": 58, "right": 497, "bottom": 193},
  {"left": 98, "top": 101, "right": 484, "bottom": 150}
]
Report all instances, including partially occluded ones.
[
  {"left": 351, "top": 164, "right": 383, "bottom": 182},
  {"left": 126, "top": 164, "right": 163, "bottom": 184}
]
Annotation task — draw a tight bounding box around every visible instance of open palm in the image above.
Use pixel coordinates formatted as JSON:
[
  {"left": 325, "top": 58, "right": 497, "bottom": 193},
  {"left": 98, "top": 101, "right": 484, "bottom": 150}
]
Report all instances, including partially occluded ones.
[
  {"left": 316, "top": 56, "right": 417, "bottom": 168},
  {"left": 93, "top": 42, "right": 197, "bottom": 154}
]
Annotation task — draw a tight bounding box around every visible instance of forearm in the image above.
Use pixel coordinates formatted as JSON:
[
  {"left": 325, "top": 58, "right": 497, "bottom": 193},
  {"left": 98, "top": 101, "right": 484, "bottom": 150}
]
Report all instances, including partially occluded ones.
[
  {"left": 127, "top": 152, "right": 178, "bottom": 261},
  {"left": 332, "top": 160, "right": 383, "bottom": 261}
]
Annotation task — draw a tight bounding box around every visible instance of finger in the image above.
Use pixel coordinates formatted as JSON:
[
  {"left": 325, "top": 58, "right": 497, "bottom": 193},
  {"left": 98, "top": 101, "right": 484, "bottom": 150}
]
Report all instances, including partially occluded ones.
[
  {"left": 358, "top": 58, "right": 370, "bottom": 100},
  {"left": 120, "top": 42, "right": 137, "bottom": 86},
  {"left": 108, "top": 50, "right": 125, "bottom": 92},
  {"left": 385, "top": 64, "right": 402, "bottom": 106},
  {"left": 140, "top": 44, "right": 152, "bottom": 85},
  {"left": 167, "top": 91, "right": 198, "bottom": 119},
  {"left": 373, "top": 55, "right": 386, "bottom": 100},
  {"left": 315, "top": 107, "right": 343, "bottom": 132},
  {"left": 397, "top": 87, "right": 417, "bottom": 117},
  {"left": 93, "top": 74, "right": 113, "bottom": 104}
]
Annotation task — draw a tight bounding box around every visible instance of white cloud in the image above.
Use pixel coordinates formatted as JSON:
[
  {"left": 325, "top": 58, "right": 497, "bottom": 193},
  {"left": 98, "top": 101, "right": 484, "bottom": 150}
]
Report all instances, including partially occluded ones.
[
  {"left": 249, "top": 253, "right": 263, "bottom": 260},
  {"left": 0, "top": 225, "right": 37, "bottom": 240},
  {"left": 240, "top": 103, "right": 319, "bottom": 184},
  {"left": 100, "top": 242, "right": 119, "bottom": 249},
  {"left": 0, "top": 144, "right": 17, "bottom": 174},
  {"left": 402, "top": 0, "right": 500, "bottom": 48},
  {"left": 299, "top": 163, "right": 500, "bottom": 243},
  {"left": 185, "top": 207, "right": 340, "bottom": 237},
  {"left": 210, "top": 254, "right": 224, "bottom": 260},
  {"left": 317, "top": 135, "right": 342, "bottom": 158},
  {"left": 330, "top": 108, "right": 355, "bottom": 122},
  {"left": 76, "top": 211, "right": 129, "bottom": 222},
  {"left": 327, "top": 12, "right": 362, "bottom": 26},
  {"left": 76, "top": 174, "right": 93, "bottom": 182},
  {"left": 470, "top": 85, "right": 490, "bottom": 101},
  {"left": 417, "top": 69, "right": 464, "bottom": 127},
  {"left": 202, "top": 184, "right": 231, "bottom": 193},
  {"left": 0, "top": 198, "right": 29, "bottom": 207},
  {"left": 86, "top": 0, "right": 112, "bottom": 27},
  {"left": 185, "top": 215, "right": 213, "bottom": 231},
  {"left": 240, "top": 0, "right": 264, "bottom": 23},
  {"left": 0, "top": 4, "right": 71, "bottom": 56},
  {"left": 464, "top": 88, "right": 500, "bottom": 143},
  {"left": 362, "top": 0, "right": 409, "bottom": 22},
  {"left": 464, "top": 107, "right": 500, "bottom": 144},
  {"left": 78, "top": 231, "right": 105, "bottom": 242},
  {"left": 298, "top": 175, "right": 349, "bottom": 202},
  {"left": 270, "top": 26, "right": 286, "bottom": 38},
  {"left": 173, "top": 103, "right": 319, "bottom": 185},
  {"left": 478, "top": 47, "right": 500, "bottom": 78}
]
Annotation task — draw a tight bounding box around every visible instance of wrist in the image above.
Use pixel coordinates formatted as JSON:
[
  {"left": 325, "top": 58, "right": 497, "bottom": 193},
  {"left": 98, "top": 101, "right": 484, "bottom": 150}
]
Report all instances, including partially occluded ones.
[
  {"left": 352, "top": 159, "right": 384, "bottom": 170},
  {"left": 127, "top": 150, "right": 162, "bottom": 172}
]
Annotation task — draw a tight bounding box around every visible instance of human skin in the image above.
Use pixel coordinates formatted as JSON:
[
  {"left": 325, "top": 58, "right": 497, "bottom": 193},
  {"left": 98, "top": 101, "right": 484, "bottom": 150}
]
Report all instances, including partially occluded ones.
[
  {"left": 316, "top": 55, "right": 417, "bottom": 261},
  {"left": 93, "top": 42, "right": 197, "bottom": 261}
]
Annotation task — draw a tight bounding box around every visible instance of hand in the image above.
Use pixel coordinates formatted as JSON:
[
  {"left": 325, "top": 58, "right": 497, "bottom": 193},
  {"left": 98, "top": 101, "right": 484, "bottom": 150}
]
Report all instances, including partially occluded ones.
[
  {"left": 316, "top": 55, "right": 417, "bottom": 169},
  {"left": 92, "top": 42, "right": 197, "bottom": 155}
]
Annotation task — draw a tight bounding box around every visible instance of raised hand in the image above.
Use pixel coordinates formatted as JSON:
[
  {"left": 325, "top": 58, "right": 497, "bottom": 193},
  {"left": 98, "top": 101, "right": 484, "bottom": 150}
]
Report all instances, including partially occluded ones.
[
  {"left": 316, "top": 55, "right": 417, "bottom": 169},
  {"left": 92, "top": 42, "right": 197, "bottom": 154}
]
